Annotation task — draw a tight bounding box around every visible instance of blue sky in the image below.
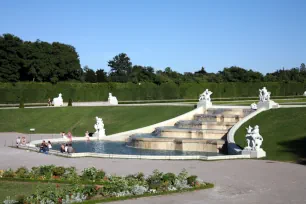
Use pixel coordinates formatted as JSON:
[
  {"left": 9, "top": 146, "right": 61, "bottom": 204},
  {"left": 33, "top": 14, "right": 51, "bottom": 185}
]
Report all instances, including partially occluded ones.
[{"left": 1, "top": 0, "right": 305, "bottom": 74}]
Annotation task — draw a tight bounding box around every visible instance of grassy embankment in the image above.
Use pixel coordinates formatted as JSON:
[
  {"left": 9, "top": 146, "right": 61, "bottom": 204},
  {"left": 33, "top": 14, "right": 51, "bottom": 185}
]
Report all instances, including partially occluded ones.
[
  {"left": 235, "top": 107, "right": 306, "bottom": 164},
  {"left": 0, "top": 106, "right": 192, "bottom": 136}
]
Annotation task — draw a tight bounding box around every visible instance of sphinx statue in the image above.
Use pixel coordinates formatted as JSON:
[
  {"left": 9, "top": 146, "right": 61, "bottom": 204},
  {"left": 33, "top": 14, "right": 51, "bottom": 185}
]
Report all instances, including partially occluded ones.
[
  {"left": 52, "top": 93, "right": 64, "bottom": 107},
  {"left": 108, "top": 93, "right": 118, "bottom": 105}
]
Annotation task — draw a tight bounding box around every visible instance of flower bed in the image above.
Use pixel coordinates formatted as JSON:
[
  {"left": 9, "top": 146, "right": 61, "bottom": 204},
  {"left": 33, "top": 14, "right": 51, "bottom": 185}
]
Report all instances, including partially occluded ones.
[{"left": 1, "top": 166, "right": 213, "bottom": 203}]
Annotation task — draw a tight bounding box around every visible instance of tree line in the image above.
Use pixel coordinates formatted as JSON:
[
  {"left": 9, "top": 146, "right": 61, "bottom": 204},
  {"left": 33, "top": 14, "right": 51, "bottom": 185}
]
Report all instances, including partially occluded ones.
[{"left": 1, "top": 33, "right": 306, "bottom": 84}]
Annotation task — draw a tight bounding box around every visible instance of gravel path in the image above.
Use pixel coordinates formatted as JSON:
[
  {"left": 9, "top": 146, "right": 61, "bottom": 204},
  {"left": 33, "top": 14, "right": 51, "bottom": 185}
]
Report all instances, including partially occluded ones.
[{"left": 0, "top": 133, "right": 305, "bottom": 204}]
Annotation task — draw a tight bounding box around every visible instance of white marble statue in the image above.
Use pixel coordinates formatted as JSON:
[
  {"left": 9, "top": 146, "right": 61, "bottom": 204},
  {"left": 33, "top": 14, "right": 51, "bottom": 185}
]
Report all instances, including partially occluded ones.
[
  {"left": 94, "top": 116, "right": 106, "bottom": 139},
  {"left": 252, "top": 125, "right": 263, "bottom": 151},
  {"left": 108, "top": 93, "right": 118, "bottom": 105},
  {"left": 244, "top": 125, "right": 263, "bottom": 151},
  {"left": 197, "top": 89, "right": 213, "bottom": 108},
  {"left": 259, "top": 87, "right": 271, "bottom": 102},
  {"left": 199, "top": 89, "right": 213, "bottom": 102},
  {"left": 245, "top": 126, "right": 254, "bottom": 149},
  {"left": 52, "top": 93, "right": 64, "bottom": 107},
  {"left": 250, "top": 103, "right": 258, "bottom": 110},
  {"left": 303, "top": 91, "right": 306, "bottom": 96}
]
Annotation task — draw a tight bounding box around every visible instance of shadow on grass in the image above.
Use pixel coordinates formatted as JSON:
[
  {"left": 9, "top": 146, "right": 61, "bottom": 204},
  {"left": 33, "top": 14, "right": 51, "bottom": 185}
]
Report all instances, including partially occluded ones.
[{"left": 278, "top": 136, "right": 306, "bottom": 165}]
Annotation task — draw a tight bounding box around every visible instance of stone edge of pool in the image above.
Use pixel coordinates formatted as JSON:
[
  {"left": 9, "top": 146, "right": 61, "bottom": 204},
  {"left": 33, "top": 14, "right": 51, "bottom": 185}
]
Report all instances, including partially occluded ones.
[{"left": 21, "top": 137, "right": 250, "bottom": 161}]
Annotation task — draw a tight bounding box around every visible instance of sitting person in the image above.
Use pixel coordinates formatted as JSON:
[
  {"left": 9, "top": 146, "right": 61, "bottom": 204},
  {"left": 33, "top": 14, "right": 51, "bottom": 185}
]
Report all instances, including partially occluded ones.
[
  {"left": 85, "top": 131, "right": 90, "bottom": 140},
  {"left": 47, "top": 141, "right": 52, "bottom": 149},
  {"left": 61, "top": 132, "right": 68, "bottom": 139},
  {"left": 39, "top": 141, "right": 49, "bottom": 154},
  {"left": 16, "top": 137, "right": 21, "bottom": 148},
  {"left": 21, "top": 137, "right": 26, "bottom": 145},
  {"left": 67, "top": 131, "right": 73, "bottom": 141},
  {"left": 67, "top": 143, "right": 75, "bottom": 153},
  {"left": 64, "top": 144, "right": 68, "bottom": 153},
  {"left": 60, "top": 144, "right": 65, "bottom": 153}
]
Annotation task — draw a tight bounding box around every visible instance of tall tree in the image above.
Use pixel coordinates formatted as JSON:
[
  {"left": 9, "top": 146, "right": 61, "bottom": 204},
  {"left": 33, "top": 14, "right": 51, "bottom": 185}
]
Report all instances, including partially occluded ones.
[
  {"left": 108, "top": 53, "right": 132, "bottom": 82},
  {"left": 300, "top": 63, "right": 306, "bottom": 73},
  {"left": 83, "top": 66, "right": 96, "bottom": 83},
  {"left": 0, "top": 34, "right": 24, "bottom": 82},
  {"left": 96, "top": 69, "right": 108, "bottom": 82}
]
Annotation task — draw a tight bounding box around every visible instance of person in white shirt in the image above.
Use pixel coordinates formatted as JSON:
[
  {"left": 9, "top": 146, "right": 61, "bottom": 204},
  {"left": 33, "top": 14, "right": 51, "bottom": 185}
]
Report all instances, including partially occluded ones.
[
  {"left": 16, "top": 137, "right": 21, "bottom": 148},
  {"left": 47, "top": 141, "right": 52, "bottom": 149},
  {"left": 64, "top": 144, "right": 68, "bottom": 152}
]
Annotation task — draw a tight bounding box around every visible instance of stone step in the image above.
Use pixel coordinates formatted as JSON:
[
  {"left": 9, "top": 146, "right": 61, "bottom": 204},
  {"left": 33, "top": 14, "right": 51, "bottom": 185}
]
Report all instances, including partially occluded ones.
[
  {"left": 127, "top": 134, "right": 225, "bottom": 153},
  {"left": 206, "top": 108, "right": 254, "bottom": 117},
  {"left": 174, "top": 120, "right": 235, "bottom": 130},
  {"left": 155, "top": 126, "right": 228, "bottom": 140},
  {"left": 194, "top": 113, "right": 242, "bottom": 122}
]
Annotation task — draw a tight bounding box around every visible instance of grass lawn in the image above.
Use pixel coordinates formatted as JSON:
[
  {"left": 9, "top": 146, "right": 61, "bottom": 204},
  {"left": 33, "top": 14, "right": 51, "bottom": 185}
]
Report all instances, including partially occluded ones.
[
  {"left": 235, "top": 107, "right": 306, "bottom": 163},
  {"left": 0, "top": 106, "right": 192, "bottom": 136},
  {"left": 0, "top": 181, "right": 58, "bottom": 202}
]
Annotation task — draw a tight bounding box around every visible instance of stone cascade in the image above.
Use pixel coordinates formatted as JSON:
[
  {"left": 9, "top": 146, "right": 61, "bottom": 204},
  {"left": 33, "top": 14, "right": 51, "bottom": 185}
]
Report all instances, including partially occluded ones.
[{"left": 127, "top": 108, "right": 254, "bottom": 153}]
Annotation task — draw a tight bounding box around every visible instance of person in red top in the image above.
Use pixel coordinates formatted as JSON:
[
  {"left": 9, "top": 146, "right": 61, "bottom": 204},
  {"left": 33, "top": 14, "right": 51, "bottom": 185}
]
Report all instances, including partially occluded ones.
[{"left": 67, "top": 131, "right": 72, "bottom": 141}]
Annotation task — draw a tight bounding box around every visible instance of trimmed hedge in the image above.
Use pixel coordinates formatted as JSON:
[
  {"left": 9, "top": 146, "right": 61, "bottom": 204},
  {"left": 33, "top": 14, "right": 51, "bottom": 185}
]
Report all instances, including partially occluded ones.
[{"left": 0, "top": 82, "right": 305, "bottom": 103}]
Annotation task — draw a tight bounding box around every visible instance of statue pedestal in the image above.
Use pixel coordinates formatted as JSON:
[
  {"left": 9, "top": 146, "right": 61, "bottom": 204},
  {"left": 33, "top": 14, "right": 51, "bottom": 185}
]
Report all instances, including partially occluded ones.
[
  {"left": 197, "top": 101, "right": 212, "bottom": 109},
  {"left": 242, "top": 149, "right": 266, "bottom": 158},
  {"left": 257, "top": 100, "right": 279, "bottom": 110}
]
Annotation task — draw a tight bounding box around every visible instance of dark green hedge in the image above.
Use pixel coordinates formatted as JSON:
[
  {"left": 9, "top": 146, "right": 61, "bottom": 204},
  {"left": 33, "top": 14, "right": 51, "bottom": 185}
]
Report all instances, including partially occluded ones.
[{"left": 0, "top": 82, "right": 305, "bottom": 103}]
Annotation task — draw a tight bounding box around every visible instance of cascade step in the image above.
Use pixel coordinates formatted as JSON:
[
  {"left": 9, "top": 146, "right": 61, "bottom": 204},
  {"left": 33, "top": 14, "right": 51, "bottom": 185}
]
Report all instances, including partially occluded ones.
[
  {"left": 206, "top": 108, "right": 251, "bottom": 115},
  {"left": 155, "top": 126, "right": 227, "bottom": 140},
  {"left": 174, "top": 120, "right": 235, "bottom": 130},
  {"left": 194, "top": 113, "right": 242, "bottom": 122},
  {"left": 127, "top": 134, "right": 225, "bottom": 152}
]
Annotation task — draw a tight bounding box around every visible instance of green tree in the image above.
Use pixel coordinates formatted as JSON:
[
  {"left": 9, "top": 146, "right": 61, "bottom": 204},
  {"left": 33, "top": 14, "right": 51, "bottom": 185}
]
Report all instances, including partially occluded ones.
[
  {"left": 0, "top": 34, "right": 24, "bottom": 82},
  {"left": 96, "top": 69, "right": 108, "bottom": 82},
  {"left": 108, "top": 53, "right": 132, "bottom": 82},
  {"left": 83, "top": 66, "right": 97, "bottom": 83},
  {"left": 300, "top": 63, "right": 306, "bottom": 73}
]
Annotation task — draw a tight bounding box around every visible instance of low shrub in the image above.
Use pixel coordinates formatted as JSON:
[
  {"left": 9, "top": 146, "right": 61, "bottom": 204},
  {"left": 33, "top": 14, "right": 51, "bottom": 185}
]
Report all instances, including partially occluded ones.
[
  {"left": 15, "top": 167, "right": 29, "bottom": 178},
  {"left": 187, "top": 175, "right": 198, "bottom": 186},
  {"left": 52, "top": 166, "right": 66, "bottom": 177},
  {"left": 162, "top": 173, "right": 176, "bottom": 185},
  {"left": 68, "top": 98, "right": 73, "bottom": 106},
  {"left": 19, "top": 100, "right": 24, "bottom": 108},
  {"left": 3, "top": 168, "right": 15, "bottom": 178},
  {"left": 1, "top": 165, "right": 212, "bottom": 203}
]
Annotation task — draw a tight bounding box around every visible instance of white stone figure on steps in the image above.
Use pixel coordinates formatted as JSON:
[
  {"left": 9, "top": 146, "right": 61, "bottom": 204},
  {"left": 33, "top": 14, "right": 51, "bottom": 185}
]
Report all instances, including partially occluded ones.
[
  {"left": 197, "top": 89, "right": 213, "bottom": 108},
  {"left": 244, "top": 126, "right": 253, "bottom": 150},
  {"left": 303, "top": 91, "right": 306, "bottom": 96},
  {"left": 242, "top": 125, "right": 266, "bottom": 158},
  {"left": 108, "top": 93, "right": 118, "bottom": 105},
  {"left": 250, "top": 103, "right": 257, "bottom": 110},
  {"left": 257, "top": 87, "right": 279, "bottom": 110},
  {"left": 94, "top": 116, "right": 106, "bottom": 139},
  {"left": 52, "top": 93, "right": 64, "bottom": 107},
  {"left": 259, "top": 87, "right": 270, "bottom": 102},
  {"left": 252, "top": 125, "right": 263, "bottom": 151},
  {"left": 199, "top": 89, "right": 212, "bottom": 102}
]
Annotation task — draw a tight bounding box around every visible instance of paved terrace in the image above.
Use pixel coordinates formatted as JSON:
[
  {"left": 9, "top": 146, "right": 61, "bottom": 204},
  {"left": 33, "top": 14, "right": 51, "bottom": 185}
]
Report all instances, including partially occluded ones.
[{"left": 0, "top": 133, "right": 305, "bottom": 204}]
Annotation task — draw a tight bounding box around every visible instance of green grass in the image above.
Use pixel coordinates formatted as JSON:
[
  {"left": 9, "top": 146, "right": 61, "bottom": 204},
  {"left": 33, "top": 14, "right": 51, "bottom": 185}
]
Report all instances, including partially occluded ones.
[
  {"left": 235, "top": 107, "right": 306, "bottom": 163},
  {"left": 0, "top": 106, "right": 192, "bottom": 136},
  {"left": 0, "top": 181, "right": 59, "bottom": 202}
]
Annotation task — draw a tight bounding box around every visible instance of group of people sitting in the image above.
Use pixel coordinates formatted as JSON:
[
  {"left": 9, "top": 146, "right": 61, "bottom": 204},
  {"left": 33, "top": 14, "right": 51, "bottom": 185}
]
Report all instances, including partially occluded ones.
[
  {"left": 16, "top": 136, "right": 27, "bottom": 148},
  {"left": 39, "top": 140, "right": 52, "bottom": 154},
  {"left": 60, "top": 143, "right": 75, "bottom": 153}
]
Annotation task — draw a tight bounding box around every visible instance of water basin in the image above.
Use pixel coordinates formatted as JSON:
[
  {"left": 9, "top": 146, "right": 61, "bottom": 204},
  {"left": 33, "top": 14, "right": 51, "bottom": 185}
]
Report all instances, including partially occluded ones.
[{"left": 52, "top": 141, "right": 220, "bottom": 156}]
